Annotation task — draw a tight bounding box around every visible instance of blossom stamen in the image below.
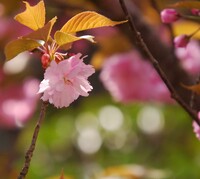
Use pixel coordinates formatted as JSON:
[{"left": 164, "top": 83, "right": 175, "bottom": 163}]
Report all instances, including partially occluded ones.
[{"left": 63, "top": 77, "right": 72, "bottom": 85}]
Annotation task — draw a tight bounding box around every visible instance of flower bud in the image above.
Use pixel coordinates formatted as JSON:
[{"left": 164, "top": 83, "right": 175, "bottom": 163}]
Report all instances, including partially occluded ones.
[
  {"left": 41, "top": 53, "right": 50, "bottom": 69},
  {"left": 160, "top": 9, "right": 180, "bottom": 23},
  {"left": 174, "top": 34, "right": 189, "bottom": 48},
  {"left": 191, "top": 9, "right": 200, "bottom": 16}
]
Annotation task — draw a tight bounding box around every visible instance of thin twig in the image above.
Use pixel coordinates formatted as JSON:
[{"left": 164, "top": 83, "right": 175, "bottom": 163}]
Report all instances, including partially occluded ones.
[
  {"left": 119, "top": 0, "right": 200, "bottom": 126},
  {"left": 190, "top": 75, "right": 200, "bottom": 109},
  {"left": 17, "top": 101, "right": 48, "bottom": 179}
]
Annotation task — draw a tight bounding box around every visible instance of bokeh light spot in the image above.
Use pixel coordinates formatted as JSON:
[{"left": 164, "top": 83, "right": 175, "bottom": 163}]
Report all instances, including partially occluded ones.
[
  {"left": 99, "top": 105, "right": 123, "bottom": 131},
  {"left": 3, "top": 52, "right": 30, "bottom": 74},
  {"left": 75, "top": 112, "right": 99, "bottom": 133},
  {"left": 137, "top": 106, "right": 164, "bottom": 134},
  {"left": 77, "top": 128, "right": 102, "bottom": 154}
]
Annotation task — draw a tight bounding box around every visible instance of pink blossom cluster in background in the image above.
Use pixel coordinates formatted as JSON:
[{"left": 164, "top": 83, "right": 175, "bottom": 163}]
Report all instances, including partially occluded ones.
[
  {"left": 175, "top": 40, "right": 200, "bottom": 75},
  {"left": 0, "top": 17, "right": 31, "bottom": 45},
  {"left": 0, "top": 74, "right": 39, "bottom": 129},
  {"left": 100, "top": 50, "right": 172, "bottom": 104},
  {"left": 160, "top": 8, "right": 200, "bottom": 140},
  {"left": 0, "top": 4, "right": 39, "bottom": 129},
  {"left": 38, "top": 54, "right": 95, "bottom": 108},
  {"left": 174, "top": 34, "right": 190, "bottom": 48}
]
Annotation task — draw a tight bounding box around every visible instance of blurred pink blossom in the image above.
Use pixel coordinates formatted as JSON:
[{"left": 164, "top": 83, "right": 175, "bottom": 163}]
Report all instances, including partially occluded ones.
[
  {"left": 0, "top": 17, "right": 31, "bottom": 42},
  {"left": 174, "top": 34, "right": 190, "bottom": 48},
  {"left": 0, "top": 18, "right": 10, "bottom": 39},
  {"left": 0, "top": 78, "right": 39, "bottom": 129},
  {"left": 100, "top": 50, "right": 172, "bottom": 103},
  {"left": 175, "top": 40, "right": 200, "bottom": 75},
  {"left": 191, "top": 9, "right": 200, "bottom": 16},
  {"left": 38, "top": 54, "right": 95, "bottom": 108},
  {"left": 192, "top": 112, "right": 200, "bottom": 140}
]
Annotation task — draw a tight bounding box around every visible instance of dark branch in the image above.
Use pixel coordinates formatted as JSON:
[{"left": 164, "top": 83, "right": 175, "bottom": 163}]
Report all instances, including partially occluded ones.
[
  {"left": 119, "top": 0, "right": 200, "bottom": 126},
  {"left": 17, "top": 102, "right": 48, "bottom": 179}
]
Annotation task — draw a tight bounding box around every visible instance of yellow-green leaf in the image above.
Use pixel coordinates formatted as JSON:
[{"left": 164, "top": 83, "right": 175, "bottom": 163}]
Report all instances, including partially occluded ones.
[
  {"left": 54, "top": 31, "right": 95, "bottom": 46},
  {"left": 5, "top": 39, "right": 41, "bottom": 60},
  {"left": 182, "top": 83, "right": 200, "bottom": 95},
  {"left": 14, "top": 1, "right": 45, "bottom": 30},
  {"left": 22, "top": 17, "right": 57, "bottom": 42},
  {"left": 170, "top": 1, "right": 200, "bottom": 9},
  {"left": 60, "top": 11, "right": 127, "bottom": 33}
]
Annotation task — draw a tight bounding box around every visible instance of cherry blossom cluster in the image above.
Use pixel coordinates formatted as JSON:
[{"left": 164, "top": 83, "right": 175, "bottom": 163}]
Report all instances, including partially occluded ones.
[
  {"left": 38, "top": 53, "right": 94, "bottom": 108},
  {"left": 0, "top": 73, "right": 39, "bottom": 128},
  {"left": 36, "top": 39, "right": 95, "bottom": 108},
  {"left": 175, "top": 40, "right": 200, "bottom": 75},
  {"left": 100, "top": 50, "right": 172, "bottom": 104},
  {"left": 161, "top": 6, "right": 200, "bottom": 140},
  {"left": 3, "top": 0, "right": 126, "bottom": 110}
]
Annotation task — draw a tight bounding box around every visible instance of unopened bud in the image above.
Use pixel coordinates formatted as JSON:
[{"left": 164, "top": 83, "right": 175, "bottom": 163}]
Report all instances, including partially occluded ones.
[
  {"left": 174, "top": 34, "right": 190, "bottom": 48},
  {"left": 160, "top": 9, "right": 180, "bottom": 24},
  {"left": 41, "top": 53, "right": 50, "bottom": 69}
]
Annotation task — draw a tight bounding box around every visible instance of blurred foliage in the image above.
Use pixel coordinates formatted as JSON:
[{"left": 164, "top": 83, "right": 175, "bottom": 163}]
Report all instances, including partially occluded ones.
[{"left": 12, "top": 94, "right": 200, "bottom": 179}]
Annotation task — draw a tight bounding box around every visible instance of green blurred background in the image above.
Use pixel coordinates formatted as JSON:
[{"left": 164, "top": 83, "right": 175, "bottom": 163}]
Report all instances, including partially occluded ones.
[{"left": 17, "top": 96, "right": 200, "bottom": 178}]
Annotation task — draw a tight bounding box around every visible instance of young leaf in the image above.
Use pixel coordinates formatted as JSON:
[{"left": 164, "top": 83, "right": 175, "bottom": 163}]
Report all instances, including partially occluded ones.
[
  {"left": 54, "top": 31, "right": 95, "bottom": 46},
  {"left": 5, "top": 39, "right": 41, "bottom": 60},
  {"left": 14, "top": 1, "right": 45, "bottom": 30},
  {"left": 60, "top": 11, "right": 127, "bottom": 33},
  {"left": 60, "top": 170, "right": 64, "bottom": 179},
  {"left": 22, "top": 17, "right": 57, "bottom": 42},
  {"left": 170, "top": 1, "right": 200, "bottom": 9},
  {"left": 182, "top": 83, "right": 200, "bottom": 95},
  {"left": 47, "top": 175, "right": 72, "bottom": 179},
  {"left": 46, "top": 169, "right": 72, "bottom": 179}
]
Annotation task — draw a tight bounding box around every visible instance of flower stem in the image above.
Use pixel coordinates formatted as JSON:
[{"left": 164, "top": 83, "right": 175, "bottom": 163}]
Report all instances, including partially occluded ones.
[{"left": 17, "top": 101, "right": 48, "bottom": 179}]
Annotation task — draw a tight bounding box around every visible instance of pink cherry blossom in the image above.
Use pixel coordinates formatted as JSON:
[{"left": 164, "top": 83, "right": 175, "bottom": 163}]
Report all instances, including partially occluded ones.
[
  {"left": 38, "top": 54, "right": 95, "bottom": 108},
  {"left": 175, "top": 40, "right": 200, "bottom": 75},
  {"left": 0, "top": 78, "right": 39, "bottom": 129},
  {"left": 100, "top": 50, "right": 172, "bottom": 103},
  {"left": 192, "top": 112, "right": 200, "bottom": 140}
]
